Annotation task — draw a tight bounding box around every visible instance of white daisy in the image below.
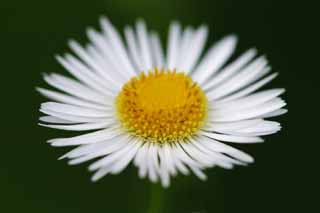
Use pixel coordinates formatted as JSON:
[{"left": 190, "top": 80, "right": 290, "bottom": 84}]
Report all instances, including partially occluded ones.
[{"left": 38, "top": 16, "right": 287, "bottom": 187}]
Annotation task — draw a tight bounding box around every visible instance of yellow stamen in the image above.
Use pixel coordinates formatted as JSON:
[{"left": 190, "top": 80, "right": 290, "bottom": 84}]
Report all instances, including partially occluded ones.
[{"left": 115, "top": 68, "right": 208, "bottom": 143}]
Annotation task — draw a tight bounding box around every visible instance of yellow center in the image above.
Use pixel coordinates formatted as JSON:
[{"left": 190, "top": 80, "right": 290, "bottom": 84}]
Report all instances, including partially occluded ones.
[{"left": 115, "top": 68, "right": 208, "bottom": 143}]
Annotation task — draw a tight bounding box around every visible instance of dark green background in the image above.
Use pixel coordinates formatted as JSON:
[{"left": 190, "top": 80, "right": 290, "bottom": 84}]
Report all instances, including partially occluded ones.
[{"left": 1, "top": 0, "right": 317, "bottom": 212}]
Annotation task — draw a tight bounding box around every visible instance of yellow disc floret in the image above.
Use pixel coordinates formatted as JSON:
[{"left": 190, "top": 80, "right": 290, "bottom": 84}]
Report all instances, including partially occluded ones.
[{"left": 115, "top": 68, "right": 208, "bottom": 143}]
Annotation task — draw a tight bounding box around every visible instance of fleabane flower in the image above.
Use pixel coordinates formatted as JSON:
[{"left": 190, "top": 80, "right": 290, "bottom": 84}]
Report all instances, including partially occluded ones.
[{"left": 38, "top": 17, "right": 287, "bottom": 187}]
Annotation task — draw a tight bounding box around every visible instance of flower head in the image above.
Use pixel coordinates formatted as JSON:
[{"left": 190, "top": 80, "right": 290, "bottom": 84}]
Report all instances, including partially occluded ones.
[{"left": 38, "top": 17, "right": 287, "bottom": 187}]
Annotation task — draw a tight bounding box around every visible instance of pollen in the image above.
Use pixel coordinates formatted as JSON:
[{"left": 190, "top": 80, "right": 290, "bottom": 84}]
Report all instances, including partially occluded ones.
[{"left": 115, "top": 68, "right": 208, "bottom": 143}]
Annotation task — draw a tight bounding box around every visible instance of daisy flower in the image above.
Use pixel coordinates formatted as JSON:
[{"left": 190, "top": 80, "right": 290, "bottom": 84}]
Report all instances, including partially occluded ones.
[{"left": 38, "top": 16, "right": 287, "bottom": 187}]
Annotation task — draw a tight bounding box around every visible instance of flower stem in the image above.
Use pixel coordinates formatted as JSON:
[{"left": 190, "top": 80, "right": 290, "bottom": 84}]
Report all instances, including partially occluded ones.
[{"left": 148, "top": 183, "right": 164, "bottom": 213}]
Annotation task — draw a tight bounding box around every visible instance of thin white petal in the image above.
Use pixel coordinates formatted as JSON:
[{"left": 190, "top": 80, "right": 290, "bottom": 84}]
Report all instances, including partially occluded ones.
[
  {"left": 39, "top": 121, "right": 112, "bottom": 131},
  {"left": 124, "top": 26, "right": 143, "bottom": 71},
  {"left": 39, "top": 116, "right": 77, "bottom": 124},
  {"left": 158, "top": 145, "right": 171, "bottom": 188},
  {"left": 199, "top": 136, "right": 254, "bottom": 163},
  {"left": 182, "top": 26, "right": 208, "bottom": 74},
  {"left": 218, "top": 73, "right": 279, "bottom": 102},
  {"left": 225, "top": 121, "right": 281, "bottom": 136},
  {"left": 170, "top": 145, "right": 190, "bottom": 175},
  {"left": 37, "top": 87, "right": 111, "bottom": 109},
  {"left": 48, "top": 127, "right": 122, "bottom": 146},
  {"left": 85, "top": 43, "right": 129, "bottom": 84},
  {"left": 202, "top": 48, "right": 257, "bottom": 90},
  {"left": 136, "top": 19, "right": 153, "bottom": 71},
  {"left": 173, "top": 143, "right": 207, "bottom": 180},
  {"left": 192, "top": 35, "right": 237, "bottom": 85},
  {"left": 40, "top": 102, "right": 111, "bottom": 118},
  {"left": 180, "top": 142, "right": 214, "bottom": 167},
  {"left": 206, "top": 56, "right": 269, "bottom": 101},
  {"left": 262, "top": 109, "right": 288, "bottom": 118},
  {"left": 134, "top": 143, "right": 149, "bottom": 178},
  {"left": 40, "top": 108, "right": 107, "bottom": 123},
  {"left": 86, "top": 28, "right": 130, "bottom": 83},
  {"left": 91, "top": 167, "right": 111, "bottom": 182},
  {"left": 68, "top": 40, "right": 121, "bottom": 90},
  {"left": 150, "top": 32, "right": 165, "bottom": 68},
  {"left": 99, "top": 16, "right": 136, "bottom": 76},
  {"left": 88, "top": 139, "right": 137, "bottom": 171},
  {"left": 110, "top": 139, "right": 141, "bottom": 174},
  {"left": 61, "top": 140, "right": 120, "bottom": 159},
  {"left": 69, "top": 135, "right": 130, "bottom": 165},
  {"left": 210, "top": 98, "right": 286, "bottom": 122},
  {"left": 55, "top": 54, "right": 111, "bottom": 95},
  {"left": 147, "top": 143, "right": 159, "bottom": 182},
  {"left": 43, "top": 73, "right": 108, "bottom": 105},
  {"left": 190, "top": 138, "right": 238, "bottom": 169},
  {"left": 166, "top": 21, "right": 181, "bottom": 70},
  {"left": 200, "top": 131, "right": 264, "bottom": 143},
  {"left": 212, "top": 88, "right": 285, "bottom": 111},
  {"left": 191, "top": 138, "right": 246, "bottom": 167},
  {"left": 204, "top": 119, "right": 263, "bottom": 132},
  {"left": 163, "top": 143, "right": 177, "bottom": 176}
]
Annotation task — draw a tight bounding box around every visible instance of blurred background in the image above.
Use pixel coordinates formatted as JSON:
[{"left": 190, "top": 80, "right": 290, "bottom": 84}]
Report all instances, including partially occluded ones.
[{"left": 1, "top": 0, "right": 318, "bottom": 212}]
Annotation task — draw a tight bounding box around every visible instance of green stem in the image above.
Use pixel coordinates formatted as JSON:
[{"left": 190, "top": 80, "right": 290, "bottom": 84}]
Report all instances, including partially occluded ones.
[{"left": 148, "top": 183, "right": 164, "bottom": 213}]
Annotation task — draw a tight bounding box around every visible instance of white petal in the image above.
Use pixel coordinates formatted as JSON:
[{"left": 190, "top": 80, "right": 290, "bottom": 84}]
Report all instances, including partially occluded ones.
[
  {"left": 212, "top": 88, "right": 285, "bottom": 111},
  {"left": 43, "top": 73, "right": 108, "bottom": 105},
  {"left": 110, "top": 139, "right": 142, "bottom": 174},
  {"left": 202, "top": 48, "right": 257, "bottom": 90},
  {"left": 199, "top": 136, "right": 254, "bottom": 163},
  {"left": 262, "top": 109, "right": 288, "bottom": 118},
  {"left": 99, "top": 16, "right": 136, "bottom": 76},
  {"left": 136, "top": 19, "right": 153, "bottom": 71},
  {"left": 179, "top": 141, "right": 214, "bottom": 167},
  {"left": 69, "top": 135, "right": 130, "bottom": 165},
  {"left": 170, "top": 145, "right": 190, "bottom": 175},
  {"left": 88, "top": 138, "right": 137, "bottom": 171},
  {"left": 188, "top": 166, "right": 207, "bottom": 181},
  {"left": 48, "top": 127, "right": 122, "bottom": 146},
  {"left": 68, "top": 40, "right": 121, "bottom": 90},
  {"left": 39, "top": 121, "right": 112, "bottom": 131},
  {"left": 40, "top": 108, "right": 107, "bottom": 123},
  {"left": 134, "top": 143, "right": 149, "bottom": 178},
  {"left": 158, "top": 145, "right": 171, "bottom": 188},
  {"left": 176, "top": 26, "right": 194, "bottom": 70},
  {"left": 192, "top": 139, "right": 245, "bottom": 167},
  {"left": 147, "top": 143, "right": 159, "bottom": 182},
  {"left": 85, "top": 43, "right": 129, "bottom": 84},
  {"left": 192, "top": 35, "right": 237, "bottom": 85},
  {"left": 124, "top": 26, "right": 143, "bottom": 71},
  {"left": 55, "top": 54, "right": 111, "bottom": 95},
  {"left": 86, "top": 28, "right": 130, "bottom": 83},
  {"left": 166, "top": 21, "right": 182, "bottom": 70},
  {"left": 173, "top": 143, "right": 207, "bottom": 180},
  {"left": 190, "top": 138, "right": 239, "bottom": 169},
  {"left": 200, "top": 131, "right": 264, "bottom": 143},
  {"left": 225, "top": 121, "right": 281, "bottom": 136},
  {"left": 218, "top": 73, "right": 279, "bottom": 102},
  {"left": 163, "top": 143, "right": 177, "bottom": 176},
  {"left": 37, "top": 87, "right": 110, "bottom": 109},
  {"left": 91, "top": 167, "right": 111, "bottom": 182},
  {"left": 206, "top": 56, "right": 269, "bottom": 101},
  {"left": 204, "top": 119, "right": 263, "bottom": 132},
  {"left": 210, "top": 98, "right": 286, "bottom": 122},
  {"left": 40, "top": 102, "right": 111, "bottom": 118},
  {"left": 150, "top": 32, "right": 165, "bottom": 68},
  {"left": 39, "top": 116, "right": 77, "bottom": 124},
  {"left": 173, "top": 143, "right": 203, "bottom": 168},
  {"left": 182, "top": 26, "right": 208, "bottom": 74},
  {"left": 61, "top": 140, "right": 119, "bottom": 159}
]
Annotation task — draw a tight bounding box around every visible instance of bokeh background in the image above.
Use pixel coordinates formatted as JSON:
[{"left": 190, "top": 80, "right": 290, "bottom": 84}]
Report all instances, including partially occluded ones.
[{"left": 1, "top": 0, "right": 318, "bottom": 212}]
